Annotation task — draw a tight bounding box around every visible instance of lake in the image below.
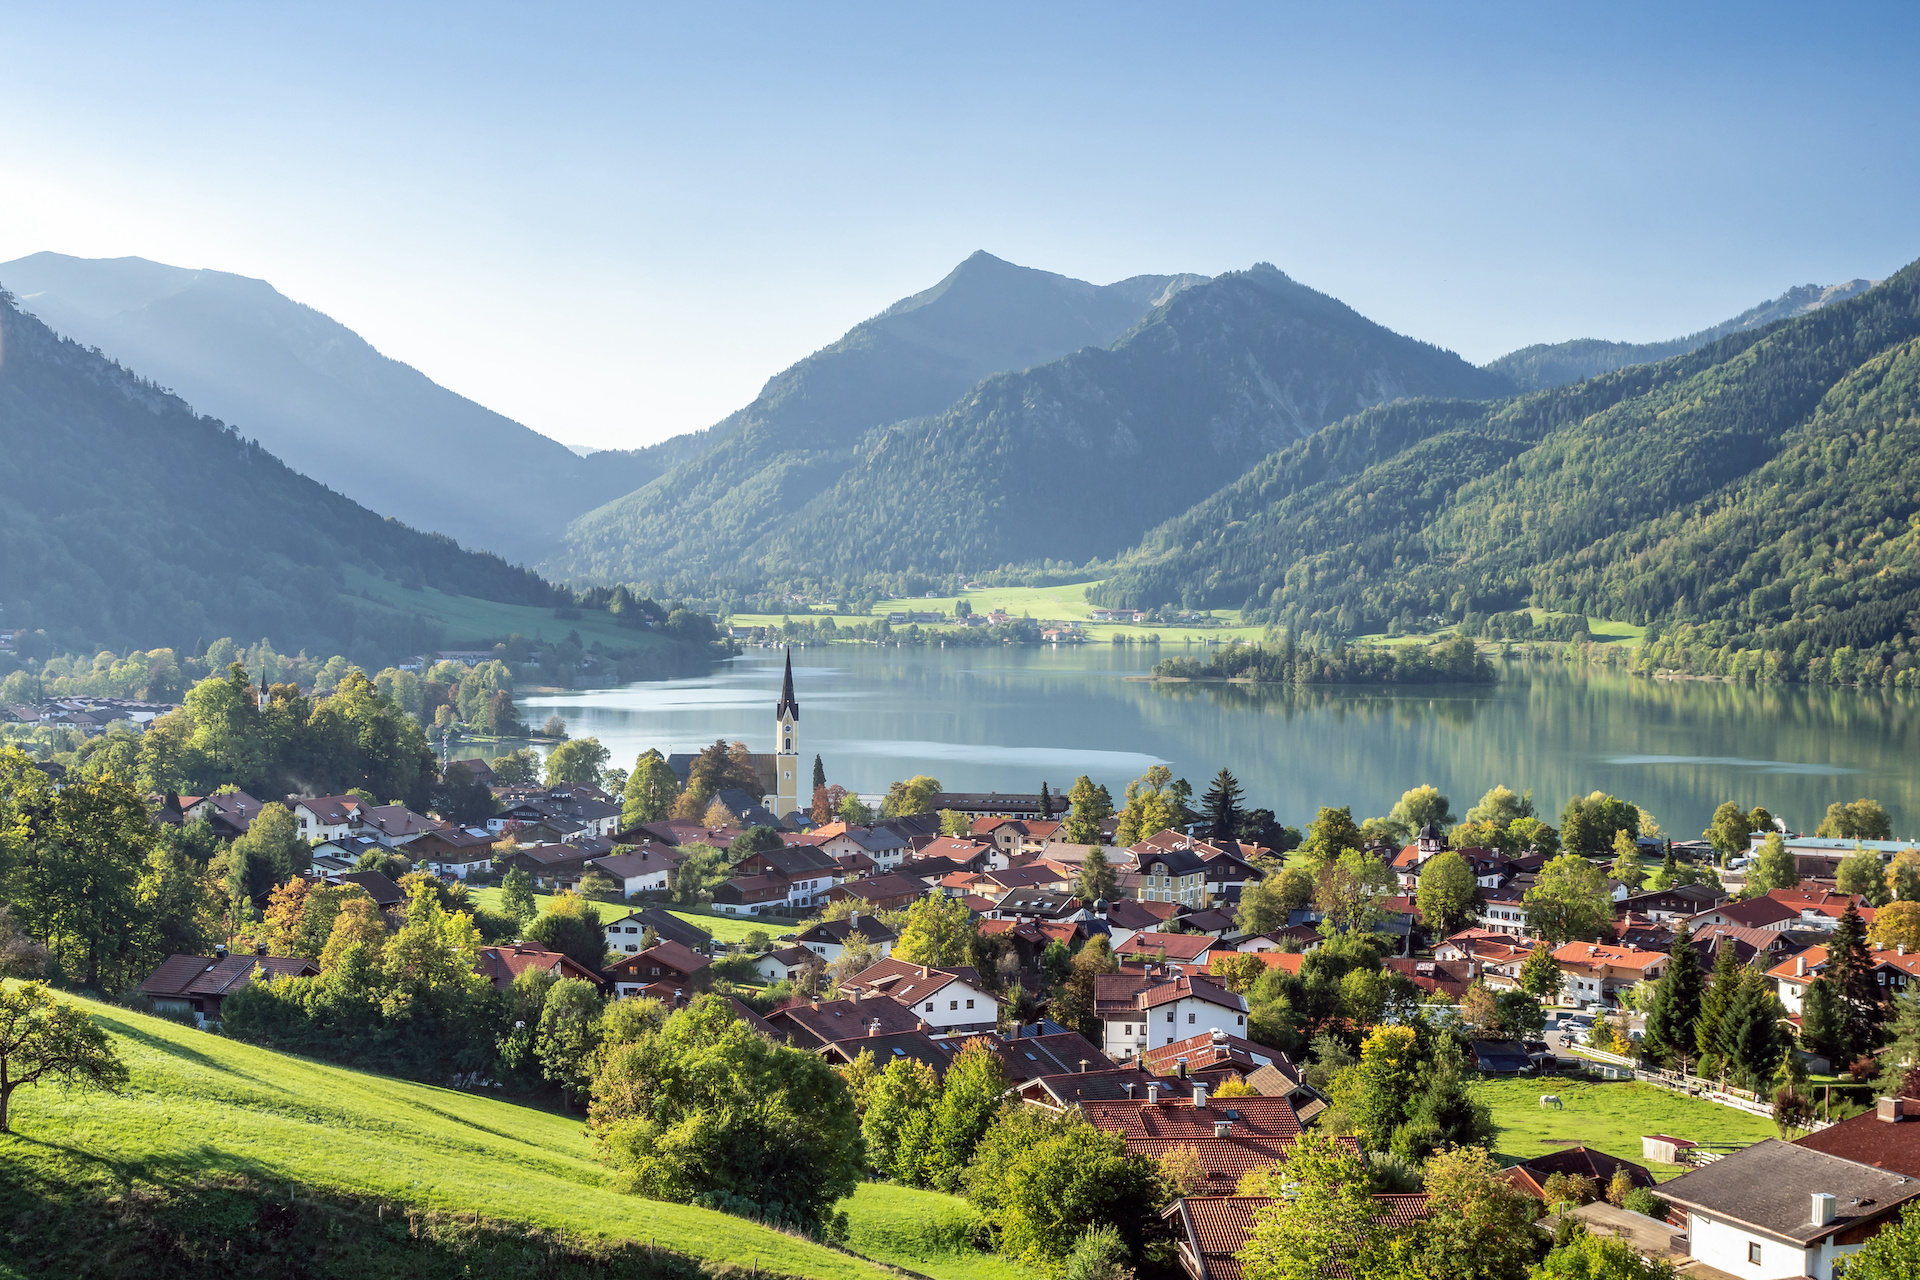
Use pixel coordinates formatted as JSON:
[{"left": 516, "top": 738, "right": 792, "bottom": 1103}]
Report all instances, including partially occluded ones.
[{"left": 520, "top": 646, "right": 1920, "bottom": 839}]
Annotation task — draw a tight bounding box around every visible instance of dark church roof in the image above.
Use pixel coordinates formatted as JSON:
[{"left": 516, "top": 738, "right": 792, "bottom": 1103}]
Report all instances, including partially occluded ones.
[{"left": 777, "top": 649, "right": 800, "bottom": 721}]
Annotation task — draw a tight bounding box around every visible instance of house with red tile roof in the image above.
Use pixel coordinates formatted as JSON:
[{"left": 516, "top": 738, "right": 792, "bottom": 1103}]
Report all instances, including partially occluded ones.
[
  {"left": 1114, "top": 930, "right": 1225, "bottom": 967},
  {"left": 1766, "top": 887, "right": 1880, "bottom": 931},
  {"left": 1496, "top": 1146, "right": 1656, "bottom": 1201},
  {"left": 765, "top": 993, "right": 927, "bottom": 1049},
  {"left": 139, "top": 951, "right": 318, "bottom": 1023},
  {"left": 474, "top": 942, "right": 603, "bottom": 991},
  {"left": 1551, "top": 941, "right": 1669, "bottom": 1010},
  {"left": 1794, "top": 1093, "right": 1920, "bottom": 1177},
  {"left": 606, "top": 939, "right": 710, "bottom": 999},
  {"left": 838, "top": 958, "right": 999, "bottom": 1032},
  {"left": 1083, "top": 1090, "right": 1306, "bottom": 1194},
  {"left": 1095, "top": 972, "right": 1248, "bottom": 1061},
  {"left": 1768, "top": 942, "right": 1920, "bottom": 1016},
  {"left": 1686, "top": 895, "right": 1801, "bottom": 933}
]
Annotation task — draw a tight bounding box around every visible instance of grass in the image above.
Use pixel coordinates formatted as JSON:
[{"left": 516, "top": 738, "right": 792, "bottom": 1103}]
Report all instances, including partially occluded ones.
[
  {"left": 1470, "top": 1077, "right": 1780, "bottom": 1180},
  {"left": 343, "top": 565, "right": 681, "bottom": 653},
  {"left": 2, "top": 992, "right": 893, "bottom": 1280},
  {"left": 466, "top": 887, "right": 776, "bottom": 945},
  {"left": 1355, "top": 609, "right": 1647, "bottom": 651},
  {"left": 840, "top": 1183, "right": 1035, "bottom": 1280},
  {"left": 728, "top": 580, "right": 1270, "bottom": 644}
]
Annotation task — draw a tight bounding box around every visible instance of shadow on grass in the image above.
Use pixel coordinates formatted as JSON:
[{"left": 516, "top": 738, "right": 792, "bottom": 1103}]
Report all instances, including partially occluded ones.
[{"left": 90, "top": 1012, "right": 280, "bottom": 1091}]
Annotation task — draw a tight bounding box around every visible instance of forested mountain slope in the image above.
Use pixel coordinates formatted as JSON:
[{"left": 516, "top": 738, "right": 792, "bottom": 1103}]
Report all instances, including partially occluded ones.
[
  {"left": 548, "top": 251, "right": 1205, "bottom": 585},
  {"left": 0, "top": 289, "right": 560, "bottom": 660},
  {"left": 1093, "top": 259, "right": 1920, "bottom": 670},
  {"left": 1486, "top": 278, "right": 1875, "bottom": 391},
  {"left": 0, "top": 252, "right": 662, "bottom": 561}
]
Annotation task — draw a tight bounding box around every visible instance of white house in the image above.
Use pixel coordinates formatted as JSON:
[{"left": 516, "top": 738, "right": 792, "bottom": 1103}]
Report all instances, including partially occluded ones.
[
  {"left": 752, "top": 945, "right": 820, "bottom": 984},
  {"left": 588, "top": 842, "right": 684, "bottom": 897},
  {"left": 839, "top": 958, "right": 999, "bottom": 1033},
  {"left": 793, "top": 913, "right": 898, "bottom": 962},
  {"left": 291, "top": 795, "right": 362, "bottom": 843},
  {"left": 1658, "top": 1138, "right": 1920, "bottom": 1280},
  {"left": 1094, "top": 973, "right": 1249, "bottom": 1060}
]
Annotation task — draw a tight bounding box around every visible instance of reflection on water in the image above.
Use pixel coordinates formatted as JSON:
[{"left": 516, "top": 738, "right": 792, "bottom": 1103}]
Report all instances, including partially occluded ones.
[{"left": 518, "top": 649, "right": 1920, "bottom": 837}]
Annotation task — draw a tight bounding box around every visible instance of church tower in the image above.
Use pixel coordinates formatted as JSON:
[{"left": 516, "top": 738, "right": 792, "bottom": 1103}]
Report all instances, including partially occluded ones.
[{"left": 774, "top": 649, "right": 800, "bottom": 817}]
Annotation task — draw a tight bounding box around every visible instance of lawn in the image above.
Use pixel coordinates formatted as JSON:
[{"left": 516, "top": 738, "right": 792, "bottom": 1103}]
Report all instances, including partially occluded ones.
[
  {"left": 1, "top": 992, "right": 893, "bottom": 1280},
  {"left": 343, "top": 565, "right": 682, "bottom": 653},
  {"left": 840, "top": 1183, "right": 1036, "bottom": 1280},
  {"left": 1470, "top": 1077, "right": 1779, "bottom": 1180},
  {"left": 466, "top": 886, "right": 777, "bottom": 945}
]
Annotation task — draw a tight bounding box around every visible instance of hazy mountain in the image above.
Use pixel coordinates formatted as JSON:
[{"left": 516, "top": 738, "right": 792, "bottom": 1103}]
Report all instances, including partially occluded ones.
[
  {"left": 0, "top": 252, "right": 671, "bottom": 561},
  {"left": 731, "top": 264, "right": 1512, "bottom": 581},
  {"left": 1486, "top": 279, "right": 1877, "bottom": 391},
  {"left": 0, "top": 288, "right": 560, "bottom": 659},
  {"left": 547, "top": 251, "right": 1208, "bottom": 584},
  {"left": 1094, "top": 260, "right": 1920, "bottom": 668}
]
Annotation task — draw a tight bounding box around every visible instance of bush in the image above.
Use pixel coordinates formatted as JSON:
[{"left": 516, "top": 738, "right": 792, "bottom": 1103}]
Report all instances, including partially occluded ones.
[
  {"left": 1621, "top": 1187, "right": 1667, "bottom": 1220},
  {"left": 1063, "top": 1224, "right": 1134, "bottom": 1280}
]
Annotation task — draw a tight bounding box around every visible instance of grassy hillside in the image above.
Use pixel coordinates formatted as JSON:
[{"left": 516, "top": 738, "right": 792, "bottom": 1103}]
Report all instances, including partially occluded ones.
[
  {"left": 346, "top": 567, "right": 686, "bottom": 656},
  {"left": 840, "top": 1183, "right": 1034, "bottom": 1280},
  {"left": 0, "top": 993, "right": 892, "bottom": 1280},
  {"left": 1469, "top": 1078, "right": 1777, "bottom": 1180}
]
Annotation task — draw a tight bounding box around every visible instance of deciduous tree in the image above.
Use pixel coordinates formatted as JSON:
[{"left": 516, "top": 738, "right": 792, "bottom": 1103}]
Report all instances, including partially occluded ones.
[
  {"left": 895, "top": 894, "right": 976, "bottom": 968},
  {"left": 1061, "top": 775, "right": 1114, "bottom": 845},
  {"left": 1524, "top": 854, "right": 1613, "bottom": 945},
  {"left": 622, "top": 748, "right": 681, "bottom": 826},
  {"left": 1747, "top": 831, "right": 1800, "bottom": 895},
  {"left": 1415, "top": 850, "right": 1477, "bottom": 937},
  {"left": 0, "top": 982, "right": 129, "bottom": 1133},
  {"left": 1818, "top": 798, "right": 1893, "bottom": 841}
]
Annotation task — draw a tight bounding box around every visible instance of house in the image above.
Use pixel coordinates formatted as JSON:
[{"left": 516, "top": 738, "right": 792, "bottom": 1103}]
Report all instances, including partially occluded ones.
[
  {"left": 1687, "top": 896, "right": 1801, "bottom": 933},
  {"left": 766, "top": 994, "right": 927, "bottom": 1050},
  {"left": 1746, "top": 834, "right": 1916, "bottom": 882},
  {"left": 1768, "top": 943, "right": 1920, "bottom": 1015},
  {"left": 1096, "top": 898, "right": 1189, "bottom": 950},
  {"left": 1794, "top": 1094, "right": 1920, "bottom": 1177},
  {"left": 1125, "top": 843, "right": 1212, "bottom": 907},
  {"left": 1766, "top": 887, "right": 1881, "bottom": 931},
  {"left": 1142, "top": 1030, "right": 1294, "bottom": 1084},
  {"left": 290, "top": 794, "right": 364, "bottom": 843},
  {"left": 1499, "top": 1146, "right": 1659, "bottom": 1203},
  {"left": 407, "top": 826, "right": 496, "bottom": 879},
  {"left": 1657, "top": 1138, "right": 1920, "bottom": 1279},
  {"left": 1165, "top": 1192, "right": 1430, "bottom": 1280},
  {"left": 815, "top": 825, "right": 912, "bottom": 870},
  {"left": 752, "top": 944, "right": 821, "bottom": 984},
  {"left": 606, "top": 939, "right": 710, "bottom": 1000},
  {"left": 1386, "top": 957, "right": 1475, "bottom": 999},
  {"left": 332, "top": 870, "right": 406, "bottom": 909},
  {"left": 601, "top": 906, "right": 714, "bottom": 956},
  {"left": 489, "top": 786, "right": 623, "bottom": 840},
  {"left": 838, "top": 958, "right": 999, "bottom": 1033},
  {"left": 1616, "top": 883, "right": 1728, "bottom": 921},
  {"left": 588, "top": 842, "right": 685, "bottom": 896},
  {"left": 1095, "top": 972, "right": 1249, "bottom": 1060},
  {"left": 473, "top": 942, "right": 604, "bottom": 991},
  {"left": 1015, "top": 1065, "right": 1185, "bottom": 1108},
  {"left": 1113, "top": 931, "right": 1222, "bottom": 969},
  {"left": 907, "top": 838, "right": 999, "bottom": 875},
  {"left": 139, "top": 950, "right": 318, "bottom": 1024},
  {"left": 991, "top": 889, "right": 1087, "bottom": 922},
  {"left": 824, "top": 872, "right": 929, "bottom": 912},
  {"left": 954, "top": 1027, "right": 1116, "bottom": 1083},
  {"left": 183, "top": 791, "right": 267, "bottom": 839},
  {"left": 817, "top": 1028, "right": 957, "bottom": 1076},
  {"left": 711, "top": 874, "right": 791, "bottom": 915},
  {"left": 1688, "top": 923, "right": 1801, "bottom": 971},
  {"left": 925, "top": 791, "right": 1068, "bottom": 821},
  {"left": 733, "top": 843, "right": 843, "bottom": 909},
  {"left": 506, "top": 842, "right": 596, "bottom": 889},
  {"left": 355, "top": 804, "right": 438, "bottom": 848},
  {"left": 1080, "top": 1090, "right": 1305, "bottom": 1193},
  {"left": 794, "top": 913, "right": 898, "bottom": 962},
  {"left": 1468, "top": 1039, "right": 1536, "bottom": 1073},
  {"left": 1551, "top": 941, "right": 1669, "bottom": 1009}
]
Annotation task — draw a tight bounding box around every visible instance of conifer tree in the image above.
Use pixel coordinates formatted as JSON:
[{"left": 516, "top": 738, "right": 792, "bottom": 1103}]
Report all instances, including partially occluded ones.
[
  {"left": 1799, "top": 973, "right": 1848, "bottom": 1065},
  {"left": 1074, "top": 845, "right": 1117, "bottom": 905},
  {"left": 1827, "top": 902, "right": 1887, "bottom": 1057},
  {"left": 812, "top": 754, "right": 826, "bottom": 794},
  {"left": 1716, "top": 969, "right": 1791, "bottom": 1091},
  {"left": 1641, "top": 921, "right": 1702, "bottom": 1069},
  {"left": 1695, "top": 940, "right": 1743, "bottom": 1066},
  {"left": 1202, "top": 768, "right": 1245, "bottom": 844}
]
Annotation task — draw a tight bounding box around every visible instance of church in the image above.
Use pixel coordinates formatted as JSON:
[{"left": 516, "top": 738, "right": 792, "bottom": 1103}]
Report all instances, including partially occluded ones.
[{"left": 664, "top": 649, "right": 804, "bottom": 826}]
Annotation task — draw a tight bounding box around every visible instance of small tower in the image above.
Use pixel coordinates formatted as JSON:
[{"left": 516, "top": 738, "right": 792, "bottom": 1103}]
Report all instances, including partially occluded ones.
[
  {"left": 774, "top": 649, "right": 800, "bottom": 817},
  {"left": 1416, "top": 820, "right": 1445, "bottom": 861}
]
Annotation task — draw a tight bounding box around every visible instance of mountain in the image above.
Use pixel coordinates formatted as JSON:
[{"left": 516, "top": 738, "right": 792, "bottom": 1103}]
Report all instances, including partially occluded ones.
[
  {"left": 1093, "top": 258, "right": 1920, "bottom": 670},
  {"left": 546, "top": 251, "right": 1208, "bottom": 585},
  {"left": 1486, "top": 279, "right": 1877, "bottom": 391},
  {"left": 0, "top": 252, "right": 671, "bottom": 561},
  {"left": 553, "top": 259, "right": 1510, "bottom": 586},
  {"left": 0, "top": 286, "right": 561, "bottom": 660}
]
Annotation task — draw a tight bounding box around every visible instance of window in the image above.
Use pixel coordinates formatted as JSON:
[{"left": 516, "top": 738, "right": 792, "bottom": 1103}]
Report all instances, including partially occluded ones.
[
  {"left": 1124, "top": 1024, "right": 1133, "bottom": 1036},
  {"left": 966, "top": 998, "right": 975, "bottom": 1009},
  {"left": 1167, "top": 1011, "right": 1175, "bottom": 1023},
  {"left": 950, "top": 1000, "right": 959, "bottom": 1010},
  {"left": 1188, "top": 1012, "right": 1196, "bottom": 1023},
  {"left": 1747, "top": 1242, "right": 1761, "bottom": 1265},
  {"left": 925, "top": 1002, "right": 934, "bottom": 1012},
  {"left": 1238, "top": 1014, "right": 1245, "bottom": 1025}
]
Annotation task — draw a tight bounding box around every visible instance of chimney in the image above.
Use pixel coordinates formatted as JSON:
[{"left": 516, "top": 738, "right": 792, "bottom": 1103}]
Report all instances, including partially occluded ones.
[
  {"left": 1177, "top": 1058, "right": 1189, "bottom": 1080},
  {"left": 1213, "top": 1120, "right": 1232, "bottom": 1138},
  {"left": 1796, "top": 955, "right": 1807, "bottom": 976},
  {"left": 868, "top": 1019, "right": 880, "bottom": 1037},
  {"left": 255, "top": 943, "right": 268, "bottom": 956},
  {"left": 1079, "top": 1058, "right": 1090, "bottom": 1073},
  {"left": 917, "top": 1019, "right": 929, "bottom": 1032},
  {"left": 1878, "top": 1097, "right": 1907, "bottom": 1123},
  {"left": 920, "top": 964, "right": 929, "bottom": 978},
  {"left": 810, "top": 998, "right": 820, "bottom": 1011},
  {"left": 1811, "top": 1193, "right": 1837, "bottom": 1227},
  {"left": 1123, "top": 1082, "right": 1136, "bottom": 1099},
  {"left": 214, "top": 943, "right": 228, "bottom": 959},
  {"left": 1193, "top": 1083, "right": 1209, "bottom": 1109},
  {"left": 1145, "top": 1082, "right": 1162, "bottom": 1105}
]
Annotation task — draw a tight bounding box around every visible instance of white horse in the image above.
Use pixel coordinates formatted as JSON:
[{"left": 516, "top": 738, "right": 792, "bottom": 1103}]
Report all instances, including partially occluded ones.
[{"left": 1539, "top": 1094, "right": 1563, "bottom": 1110}]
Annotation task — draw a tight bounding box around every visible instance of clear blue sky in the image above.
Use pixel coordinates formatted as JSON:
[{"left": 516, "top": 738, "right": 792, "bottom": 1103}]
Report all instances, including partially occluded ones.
[{"left": 1, "top": 2, "right": 1914, "bottom": 449}]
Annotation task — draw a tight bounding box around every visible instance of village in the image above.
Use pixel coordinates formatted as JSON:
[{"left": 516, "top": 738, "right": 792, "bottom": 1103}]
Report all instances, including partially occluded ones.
[{"left": 34, "top": 651, "right": 1901, "bottom": 1280}]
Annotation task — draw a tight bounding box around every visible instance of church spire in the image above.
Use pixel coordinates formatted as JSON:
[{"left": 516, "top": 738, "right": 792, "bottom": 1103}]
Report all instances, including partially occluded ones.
[{"left": 777, "top": 648, "right": 800, "bottom": 721}]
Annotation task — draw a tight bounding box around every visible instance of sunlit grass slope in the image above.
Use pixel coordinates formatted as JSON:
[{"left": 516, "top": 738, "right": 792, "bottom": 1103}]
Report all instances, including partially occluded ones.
[
  {"left": 1470, "top": 1077, "right": 1777, "bottom": 1180},
  {"left": 840, "top": 1183, "right": 1035, "bottom": 1280},
  {"left": 0, "top": 994, "right": 890, "bottom": 1280},
  {"left": 345, "top": 565, "right": 683, "bottom": 653}
]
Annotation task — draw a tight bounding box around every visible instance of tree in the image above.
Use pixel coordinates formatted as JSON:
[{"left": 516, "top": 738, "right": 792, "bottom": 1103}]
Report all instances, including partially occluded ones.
[
  {"left": 1202, "top": 769, "right": 1245, "bottom": 843},
  {"left": 1314, "top": 850, "right": 1392, "bottom": 935},
  {"left": 1388, "top": 784, "right": 1454, "bottom": 842},
  {"left": 969, "top": 1106, "right": 1166, "bottom": 1268},
  {"left": 535, "top": 976, "right": 606, "bottom": 1104},
  {"left": 1870, "top": 901, "right": 1920, "bottom": 953},
  {"left": 1302, "top": 805, "right": 1363, "bottom": 867},
  {"left": 1747, "top": 831, "right": 1800, "bottom": 895},
  {"left": 1520, "top": 944, "right": 1564, "bottom": 1000},
  {"left": 1236, "top": 872, "right": 1294, "bottom": 937},
  {"left": 1640, "top": 923, "right": 1703, "bottom": 1069},
  {"left": 1063, "top": 1224, "right": 1134, "bottom": 1280},
  {"left": 1873, "top": 986, "right": 1920, "bottom": 1098},
  {"left": 1703, "top": 802, "right": 1754, "bottom": 861},
  {"left": 622, "top": 748, "right": 681, "bottom": 826},
  {"left": 1694, "top": 941, "right": 1743, "bottom": 1065},
  {"left": 1801, "top": 974, "right": 1849, "bottom": 1064},
  {"left": 0, "top": 982, "right": 130, "bottom": 1132},
  {"left": 587, "top": 994, "right": 861, "bottom": 1233},
  {"left": 812, "top": 754, "right": 827, "bottom": 795},
  {"left": 862, "top": 1056, "right": 941, "bottom": 1182},
  {"left": 1827, "top": 903, "right": 1887, "bottom": 1056},
  {"left": 879, "top": 775, "right": 943, "bottom": 819},
  {"left": 1609, "top": 829, "right": 1643, "bottom": 887},
  {"left": 1831, "top": 1198, "right": 1920, "bottom": 1280},
  {"left": 525, "top": 893, "right": 608, "bottom": 974},
  {"left": 895, "top": 894, "right": 976, "bottom": 967},
  {"left": 1419, "top": 1144, "right": 1540, "bottom": 1280},
  {"left": 939, "top": 808, "right": 970, "bottom": 836},
  {"left": 1074, "top": 845, "right": 1118, "bottom": 904},
  {"left": 919, "top": 1040, "right": 1007, "bottom": 1191},
  {"left": 14, "top": 773, "right": 155, "bottom": 989},
  {"left": 1838, "top": 845, "right": 1892, "bottom": 906},
  {"left": 490, "top": 747, "right": 542, "bottom": 786},
  {"left": 1114, "top": 766, "right": 1182, "bottom": 846},
  {"left": 1053, "top": 935, "right": 1118, "bottom": 1038},
  {"left": 500, "top": 866, "right": 537, "bottom": 928},
  {"left": 701, "top": 797, "right": 736, "bottom": 829},
  {"left": 1534, "top": 1232, "right": 1676, "bottom": 1280},
  {"left": 1415, "top": 850, "right": 1478, "bottom": 937},
  {"left": 1715, "top": 970, "right": 1791, "bottom": 1090},
  {"left": 728, "top": 825, "right": 783, "bottom": 860},
  {"left": 1237, "top": 1130, "right": 1395, "bottom": 1280},
  {"left": 0, "top": 906, "right": 51, "bottom": 979},
  {"left": 1559, "top": 793, "right": 1639, "bottom": 860},
  {"left": 1062, "top": 775, "right": 1115, "bottom": 845},
  {"left": 1888, "top": 848, "right": 1920, "bottom": 903},
  {"left": 1524, "top": 854, "right": 1613, "bottom": 945},
  {"left": 837, "top": 792, "right": 875, "bottom": 825},
  {"left": 1466, "top": 785, "right": 1533, "bottom": 829},
  {"left": 1818, "top": 798, "right": 1893, "bottom": 841},
  {"left": 541, "top": 736, "right": 610, "bottom": 788}
]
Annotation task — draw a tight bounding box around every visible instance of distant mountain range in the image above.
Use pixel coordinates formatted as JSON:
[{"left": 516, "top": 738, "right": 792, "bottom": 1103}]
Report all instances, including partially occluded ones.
[
  {"left": 0, "top": 252, "right": 676, "bottom": 563},
  {"left": 1485, "top": 279, "right": 1877, "bottom": 391},
  {"left": 0, "top": 289, "right": 561, "bottom": 658},
  {"left": 1093, "top": 258, "right": 1920, "bottom": 668}
]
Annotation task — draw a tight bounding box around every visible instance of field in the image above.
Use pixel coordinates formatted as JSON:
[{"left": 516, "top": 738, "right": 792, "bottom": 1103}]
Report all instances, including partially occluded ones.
[
  {"left": 728, "top": 580, "right": 1271, "bottom": 644},
  {"left": 840, "top": 1183, "right": 1035, "bottom": 1280},
  {"left": 1470, "top": 1077, "right": 1779, "bottom": 1179},
  {"left": 466, "top": 886, "right": 777, "bottom": 945},
  {"left": 344, "top": 565, "right": 681, "bottom": 653},
  {"left": 1356, "top": 609, "right": 1647, "bottom": 650},
  {"left": 0, "top": 991, "right": 895, "bottom": 1280}
]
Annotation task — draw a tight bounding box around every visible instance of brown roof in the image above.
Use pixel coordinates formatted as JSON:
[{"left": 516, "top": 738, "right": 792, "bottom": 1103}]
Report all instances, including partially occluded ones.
[
  {"left": 821, "top": 1030, "right": 956, "bottom": 1076},
  {"left": 139, "top": 953, "right": 318, "bottom": 999},
  {"left": 1115, "top": 931, "right": 1221, "bottom": 963},
  {"left": 955, "top": 1029, "right": 1114, "bottom": 1082},
  {"left": 608, "top": 939, "right": 710, "bottom": 978},
  {"left": 1144, "top": 1031, "right": 1292, "bottom": 1078},
  {"left": 474, "top": 943, "right": 604, "bottom": 990},
  {"left": 1170, "top": 1191, "right": 1429, "bottom": 1280},
  {"left": 841, "top": 957, "right": 986, "bottom": 1006},
  {"left": 1793, "top": 1100, "right": 1920, "bottom": 1177},
  {"left": 768, "top": 995, "right": 926, "bottom": 1047},
  {"left": 1659, "top": 1138, "right": 1920, "bottom": 1244},
  {"left": 1504, "top": 1145, "right": 1655, "bottom": 1196}
]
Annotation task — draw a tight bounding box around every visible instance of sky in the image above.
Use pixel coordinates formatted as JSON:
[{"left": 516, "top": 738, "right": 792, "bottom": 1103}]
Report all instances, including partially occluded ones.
[{"left": 1, "top": 2, "right": 1915, "bottom": 451}]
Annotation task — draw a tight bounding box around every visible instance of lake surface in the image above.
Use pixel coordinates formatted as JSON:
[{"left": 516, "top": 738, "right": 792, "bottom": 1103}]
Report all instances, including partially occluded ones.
[{"left": 520, "top": 647, "right": 1920, "bottom": 839}]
